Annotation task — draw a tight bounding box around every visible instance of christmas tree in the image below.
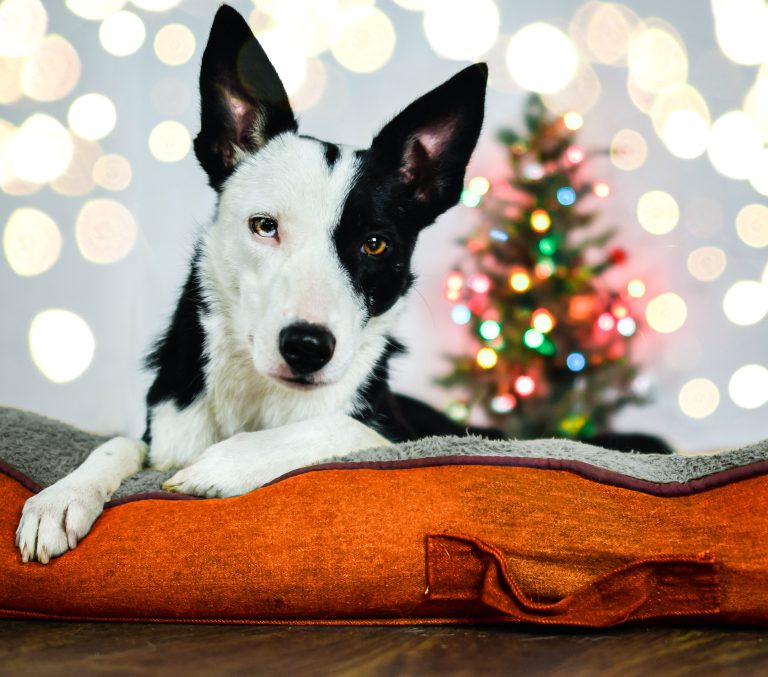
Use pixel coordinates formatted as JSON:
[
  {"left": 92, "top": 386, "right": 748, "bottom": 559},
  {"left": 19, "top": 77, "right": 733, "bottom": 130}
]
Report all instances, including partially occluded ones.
[{"left": 438, "top": 95, "right": 648, "bottom": 440}]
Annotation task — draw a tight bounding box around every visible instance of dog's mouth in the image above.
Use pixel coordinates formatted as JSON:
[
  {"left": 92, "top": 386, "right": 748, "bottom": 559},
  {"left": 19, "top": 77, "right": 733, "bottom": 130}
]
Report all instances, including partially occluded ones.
[{"left": 275, "top": 374, "right": 326, "bottom": 389}]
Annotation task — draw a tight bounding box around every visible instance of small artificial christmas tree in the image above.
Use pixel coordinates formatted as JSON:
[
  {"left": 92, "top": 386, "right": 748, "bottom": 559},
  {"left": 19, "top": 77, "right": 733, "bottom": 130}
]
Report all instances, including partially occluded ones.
[{"left": 438, "top": 95, "right": 649, "bottom": 440}]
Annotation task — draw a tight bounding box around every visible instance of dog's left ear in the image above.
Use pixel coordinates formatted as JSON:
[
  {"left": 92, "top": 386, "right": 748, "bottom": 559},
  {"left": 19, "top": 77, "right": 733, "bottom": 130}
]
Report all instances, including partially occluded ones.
[
  {"left": 368, "top": 63, "right": 487, "bottom": 223},
  {"left": 194, "top": 5, "right": 297, "bottom": 191}
]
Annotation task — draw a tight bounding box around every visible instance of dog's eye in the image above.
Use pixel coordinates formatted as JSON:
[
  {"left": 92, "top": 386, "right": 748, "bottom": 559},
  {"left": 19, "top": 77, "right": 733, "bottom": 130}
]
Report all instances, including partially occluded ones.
[
  {"left": 248, "top": 216, "right": 278, "bottom": 238},
  {"left": 362, "top": 236, "right": 389, "bottom": 257}
]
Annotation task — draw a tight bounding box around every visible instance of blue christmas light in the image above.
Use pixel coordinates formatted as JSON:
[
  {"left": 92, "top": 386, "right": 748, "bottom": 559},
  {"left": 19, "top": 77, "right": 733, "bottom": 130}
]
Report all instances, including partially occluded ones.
[
  {"left": 566, "top": 352, "right": 586, "bottom": 372},
  {"left": 490, "top": 228, "right": 509, "bottom": 242},
  {"left": 556, "top": 187, "right": 577, "bottom": 206},
  {"left": 451, "top": 304, "right": 472, "bottom": 325}
]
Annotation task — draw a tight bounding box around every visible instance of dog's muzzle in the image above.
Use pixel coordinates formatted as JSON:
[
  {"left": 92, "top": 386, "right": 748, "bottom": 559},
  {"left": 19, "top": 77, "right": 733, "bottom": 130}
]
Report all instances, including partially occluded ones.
[{"left": 278, "top": 322, "right": 336, "bottom": 376}]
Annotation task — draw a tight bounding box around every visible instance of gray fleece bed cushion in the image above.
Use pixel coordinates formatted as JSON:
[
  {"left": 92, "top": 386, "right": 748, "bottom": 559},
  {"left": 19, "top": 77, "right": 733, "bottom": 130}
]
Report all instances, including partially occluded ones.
[{"left": 2, "top": 406, "right": 768, "bottom": 500}]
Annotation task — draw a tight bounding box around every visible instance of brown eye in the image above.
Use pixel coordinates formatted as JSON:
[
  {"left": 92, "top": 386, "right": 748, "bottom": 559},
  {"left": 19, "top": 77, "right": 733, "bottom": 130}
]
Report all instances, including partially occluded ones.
[
  {"left": 362, "top": 236, "right": 388, "bottom": 257},
  {"left": 248, "top": 216, "right": 278, "bottom": 238}
]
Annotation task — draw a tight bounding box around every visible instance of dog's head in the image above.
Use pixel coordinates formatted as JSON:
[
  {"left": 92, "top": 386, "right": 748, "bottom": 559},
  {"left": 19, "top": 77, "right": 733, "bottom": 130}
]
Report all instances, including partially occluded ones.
[{"left": 196, "top": 5, "right": 486, "bottom": 392}]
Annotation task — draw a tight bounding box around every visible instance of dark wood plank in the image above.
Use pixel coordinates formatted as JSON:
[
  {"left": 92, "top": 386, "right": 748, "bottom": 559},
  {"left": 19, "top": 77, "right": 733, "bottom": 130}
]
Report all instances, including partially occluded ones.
[{"left": 2, "top": 621, "right": 768, "bottom": 676}]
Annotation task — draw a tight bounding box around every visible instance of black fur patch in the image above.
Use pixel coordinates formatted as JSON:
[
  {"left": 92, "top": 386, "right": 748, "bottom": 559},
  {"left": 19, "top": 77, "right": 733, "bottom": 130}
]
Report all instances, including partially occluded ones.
[
  {"left": 299, "top": 135, "right": 341, "bottom": 170},
  {"left": 143, "top": 248, "right": 208, "bottom": 443}
]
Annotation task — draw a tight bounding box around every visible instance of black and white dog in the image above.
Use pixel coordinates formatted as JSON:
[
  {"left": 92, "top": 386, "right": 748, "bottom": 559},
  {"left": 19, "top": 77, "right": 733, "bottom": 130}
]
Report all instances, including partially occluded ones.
[{"left": 16, "top": 5, "right": 499, "bottom": 563}]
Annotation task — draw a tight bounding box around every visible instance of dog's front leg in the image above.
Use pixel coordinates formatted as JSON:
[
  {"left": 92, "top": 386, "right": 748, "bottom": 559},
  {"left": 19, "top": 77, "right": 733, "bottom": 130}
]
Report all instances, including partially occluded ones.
[
  {"left": 16, "top": 437, "right": 147, "bottom": 563},
  {"left": 163, "top": 415, "right": 391, "bottom": 498}
]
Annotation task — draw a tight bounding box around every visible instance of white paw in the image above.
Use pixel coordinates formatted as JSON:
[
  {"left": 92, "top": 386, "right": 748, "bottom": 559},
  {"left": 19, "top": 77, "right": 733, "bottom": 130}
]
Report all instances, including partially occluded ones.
[
  {"left": 162, "top": 434, "right": 278, "bottom": 498},
  {"left": 16, "top": 481, "right": 105, "bottom": 564}
]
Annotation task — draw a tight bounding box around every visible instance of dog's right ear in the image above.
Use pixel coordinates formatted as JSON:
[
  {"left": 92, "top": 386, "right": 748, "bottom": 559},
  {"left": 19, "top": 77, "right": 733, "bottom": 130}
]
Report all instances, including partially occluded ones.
[{"left": 194, "top": 5, "right": 297, "bottom": 191}]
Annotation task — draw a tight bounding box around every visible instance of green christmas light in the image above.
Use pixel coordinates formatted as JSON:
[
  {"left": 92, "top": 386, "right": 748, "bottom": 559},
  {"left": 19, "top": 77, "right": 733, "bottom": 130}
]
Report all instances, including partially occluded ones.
[
  {"left": 523, "top": 328, "right": 544, "bottom": 349},
  {"left": 538, "top": 236, "right": 558, "bottom": 256},
  {"left": 478, "top": 320, "right": 501, "bottom": 340}
]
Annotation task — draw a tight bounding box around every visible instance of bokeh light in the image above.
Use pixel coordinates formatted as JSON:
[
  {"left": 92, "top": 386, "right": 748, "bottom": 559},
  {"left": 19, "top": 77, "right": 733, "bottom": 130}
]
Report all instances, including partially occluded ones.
[
  {"left": 331, "top": 6, "right": 395, "bottom": 73},
  {"left": 542, "top": 61, "right": 601, "bottom": 116},
  {"left": 148, "top": 120, "right": 191, "bottom": 163},
  {"left": 728, "top": 364, "right": 768, "bottom": 409},
  {"left": 707, "top": 111, "right": 763, "bottom": 180},
  {"left": 735, "top": 204, "right": 768, "bottom": 248},
  {"left": 29, "top": 310, "right": 96, "bottom": 384},
  {"left": 21, "top": 34, "right": 80, "bottom": 102},
  {"left": 507, "top": 23, "right": 578, "bottom": 94},
  {"left": 9, "top": 114, "right": 73, "bottom": 184},
  {"left": 490, "top": 394, "right": 516, "bottom": 413},
  {"left": 131, "top": 0, "right": 182, "bottom": 11},
  {"left": 712, "top": 0, "right": 768, "bottom": 66},
  {"left": 748, "top": 150, "right": 768, "bottom": 197},
  {"left": 3, "top": 208, "right": 62, "bottom": 277},
  {"left": 66, "top": 0, "right": 127, "bottom": 20},
  {"left": 476, "top": 347, "right": 498, "bottom": 369},
  {"left": 627, "top": 25, "right": 688, "bottom": 93},
  {"left": 290, "top": 56, "right": 327, "bottom": 112},
  {"left": 627, "top": 279, "right": 646, "bottom": 298},
  {"left": 93, "top": 154, "right": 132, "bottom": 191},
  {"left": 0, "top": 0, "right": 47, "bottom": 57},
  {"left": 51, "top": 136, "right": 101, "bottom": 197},
  {"left": 68, "top": 93, "right": 117, "bottom": 141},
  {"left": 744, "top": 77, "right": 768, "bottom": 139},
  {"left": 610, "top": 129, "right": 647, "bottom": 171},
  {"left": 99, "top": 11, "right": 146, "bottom": 57},
  {"left": 686, "top": 246, "right": 727, "bottom": 282},
  {"left": 646, "top": 292, "right": 687, "bottom": 333},
  {"left": 571, "top": 1, "right": 639, "bottom": 66},
  {"left": 451, "top": 304, "right": 471, "bottom": 325},
  {"left": 510, "top": 269, "right": 531, "bottom": 292},
  {"left": 636, "top": 190, "right": 679, "bottom": 235},
  {"left": 722, "top": 280, "right": 768, "bottom": 326},
  {"left": 0, "top": 120, "right": 40, "bottom": 195},
  {"left": 0, "top": 56, "right": 23, "bottom": 104},
  {"left": 678, "top": 378, "right": 720, "bottom": 419},
  {"left": 76, "top": 199, "right": 138, "bottom": 264},
  {"left": 424, "top": 0, "right": 498, "bottom": 61},
  {"left": 154, "top": 23, "right": 196, "bottom": 66},
  {"left": 660, "top": 109, "right": 709, "bottom": 160},
  {"left": 255, "top": 29, "right": 308, "bottom": 94}
]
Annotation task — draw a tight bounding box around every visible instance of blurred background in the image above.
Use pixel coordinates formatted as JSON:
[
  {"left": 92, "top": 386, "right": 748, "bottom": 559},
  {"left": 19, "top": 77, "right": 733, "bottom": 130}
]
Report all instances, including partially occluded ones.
[{"left": 0, "top": 0, "right": 766, "bottom": 452}]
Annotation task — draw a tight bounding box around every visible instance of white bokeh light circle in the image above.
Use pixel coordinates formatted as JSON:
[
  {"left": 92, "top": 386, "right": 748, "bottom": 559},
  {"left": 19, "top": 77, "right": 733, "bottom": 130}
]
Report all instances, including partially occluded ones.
[
  {"left": 93, "top": 154, "right": 132, "bottom": 191},
  {"left": 424, "top": 0, "right": 499, "bottom": 61},
  {"left": 0, "top": 56, "right": 23, "bottom": 105},
  {"left": 736, "top": 204, "right": 768, "bottom": 248},
  {"left": 21, "top": 34, "right": 81, "bottom": 102},
  {"left": 748, "top": 149, "right": 768, "bottom": 197},
  {"left": 76, "top": 199, "right": 138, "bottom": 264},
  {"left": 723, "top": 280, "right": 768, "bottom": 326},
  {"left": 3, "top": 208, "right": 62, "bottom": 276},
  {"left": 646, "top": 293, "right": 687, "bottom": 333},
  {"left": 610, "top": 129, "right": 647, "bottom": 171},
  {"left": 661, "top": 109, "right": 709, "bottom": 160},
  {"left": 66, "top": 0, "right": 127, "bottom": 21},
  {"left": 29, "top": 310, "right": 96, "bottom": 384},
  {"left": 728, "top": 364, "right": 768, "bottom": 409},
  {"left": 678, "top": 378, "right": 720, "bottom": 419},
  {"left": 51, "top": 136, "right": 101, "bottom": 197},
  {"left": 332, "top": 6, "right": 396, "bottom": 73},
  {"left": 507, "top": 23, "right": 578, "bottom": 94},
  {"left": 68, "top": 93, "right": 117, "bottom": 141},
  {"left": 687, "top": 246, "right": 727, "bottom": 282},
  {"left": 154, "top": 23, "right": 196, "bottom": 66},
  {"left": 707, "top": 111, "right": 763, "bottom": 180},
  {"left": 148, "top": 120, "right": 191, "bottom": 163},
  {"left": 637, "top": 190, "right": 679, "bottom": 235},
  {"left": 9, "top": 114, "right": 73, "bottom": 184},
  {"left": 99, "top": 11, "right": 146, "bottom": 57},
  {"left": 131, "top": 0, "right": 182, "bottom": 10},
  {"left": 627, "top": 26, "right": 688, "bottom": 93},
  {"left": 712, "top": 0, "right": 768, "bottom": 66},
  {"left": 0, "top": 0, "right": 47, "bottom": 57}
]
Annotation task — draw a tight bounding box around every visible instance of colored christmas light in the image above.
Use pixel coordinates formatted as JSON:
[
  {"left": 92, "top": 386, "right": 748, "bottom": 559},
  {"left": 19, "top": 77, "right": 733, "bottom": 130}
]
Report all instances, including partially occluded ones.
[
  {"left": 445, "top": 288, "right": 461, "bottom": 301},
  {"left": 531, "top": 308, "right": 555, "bottom": 333},
  {"left": 566, "top": 352, "right": 586, "bottom": 372},
  {"left": 479, "top": 319, "right": 502, "bottom": 340},
  {"left": 468, "top": 176, "right": 490, "bottom": 195},
  {"left": 617, "top": 317, "right": 637, "bottom": 337},
  {"left": 560, "top": 414, "right": 588, "bottom": 436},
  {"left": 627, "top": 279, "right": 646, "bottom": 298},
  {"left": 530, "top": 209, "right": 551, "bottom": 232},
  {"left": 490, "top": 393, "right": 516, "bottom": 414},
  {"left": 563, "top": 112, "right": 583, "bottom": 130},
  {"left": 556, "top": 187, "right": 577, "bottom": 206},
  {"left": 446, "top": 272, "right": 464, "bottom": 291},
  {"left": 489, "top": 228, "right": 509, "bottom": 241},
  {"left": 476, "top": 347, "right": 498, "bottom": 369},
  {"left": 565, "top": 145, "right": 585, "bottom": 164},
  {"left": 569, "top": 294, "right": 595, "bottom": 320},
  {"left": 523, "top": 328, "right": 545, "bottom": 349},
  {"left": 514, "top": 375, "right": 536, "bottom": 397},
  {"left": 460, "top": 188, "right": 481, "bottom": 207},
  {"left": 451, "top": 304, "right": 471, "bottom": 325},
  {"left": 597, "top": 312, "right": 615, "bottom": 331},
  {"left": 445, "top": 401, "right": 469, "bottom": 421},
  {"left": 534, "top": 258, "right": 555, "bottom": 279},
  {"left": 537, "top": 336, "right": 556, "bottom": 356},
  {"left": 468, "top": 273, "right": 491, "bottom": 294},
  {"left": 509, "top": 269, "right": 532, "bottom": 292},
  {"left": 538, "top": 237, "right": 558, "bottom": 256},
  {"left": 523, "top": 162, "right": 545, "bottom": 180},
  {"left": 611, "top": 303, "right": 629, "bottom": 319},
  {"left": 594, "top": 181, "right": 611, "bottom": 198}
]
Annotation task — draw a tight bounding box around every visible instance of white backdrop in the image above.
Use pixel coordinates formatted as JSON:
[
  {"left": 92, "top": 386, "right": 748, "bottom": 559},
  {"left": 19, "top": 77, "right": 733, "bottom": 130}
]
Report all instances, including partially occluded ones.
[{"left": 1, "top": 0, "right": 766, "bottom": 452}]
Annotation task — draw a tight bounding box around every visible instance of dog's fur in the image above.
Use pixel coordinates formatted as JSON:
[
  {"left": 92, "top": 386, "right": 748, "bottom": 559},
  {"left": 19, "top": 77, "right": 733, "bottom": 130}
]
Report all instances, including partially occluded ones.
[{"left": 16, "top": 5, "right": 497, "bottom": 563}]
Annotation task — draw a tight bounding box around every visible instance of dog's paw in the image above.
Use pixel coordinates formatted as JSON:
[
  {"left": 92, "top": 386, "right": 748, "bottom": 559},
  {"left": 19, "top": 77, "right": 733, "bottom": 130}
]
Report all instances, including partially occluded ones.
[
  {"left": 162, "top": 443, "right": 249, "bottom": 498},
  {"left": 16, "top": 481, "right": 105, "bottom": 564}
]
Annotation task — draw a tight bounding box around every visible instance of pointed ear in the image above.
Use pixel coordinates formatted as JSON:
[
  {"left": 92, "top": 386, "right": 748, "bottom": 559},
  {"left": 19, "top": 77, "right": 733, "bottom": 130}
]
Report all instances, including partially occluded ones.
[
  {"left": 193, "top": 5, "right": 297, "bottom": 191},
  {"left": 368, "top": 63, "right": 487, "bottom": 222}
]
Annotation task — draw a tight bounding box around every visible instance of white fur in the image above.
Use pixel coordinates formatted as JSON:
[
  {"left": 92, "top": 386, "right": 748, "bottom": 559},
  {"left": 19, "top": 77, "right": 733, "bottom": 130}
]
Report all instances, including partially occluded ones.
[{"left": 17, "top": 134, "right": 406, "bottom": 563}]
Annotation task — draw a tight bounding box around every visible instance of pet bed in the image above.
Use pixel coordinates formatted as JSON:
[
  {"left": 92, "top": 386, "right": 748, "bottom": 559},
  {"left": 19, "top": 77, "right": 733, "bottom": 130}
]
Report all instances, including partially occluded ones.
[{"left": 1, "top": 406, "right": 768, "bottom": 627}]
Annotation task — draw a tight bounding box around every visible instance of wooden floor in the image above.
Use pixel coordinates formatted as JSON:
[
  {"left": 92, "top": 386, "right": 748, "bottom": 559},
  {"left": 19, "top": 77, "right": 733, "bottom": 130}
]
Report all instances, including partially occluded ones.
[{"left": 2, "top": 621, "right": 768, "bottom": 676}]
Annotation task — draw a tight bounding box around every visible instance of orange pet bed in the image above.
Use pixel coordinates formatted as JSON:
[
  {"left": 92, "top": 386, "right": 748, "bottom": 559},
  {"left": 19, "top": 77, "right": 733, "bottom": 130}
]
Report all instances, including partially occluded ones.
[{"left": 2, "top": 407, "right": 768, "bottom": 627}]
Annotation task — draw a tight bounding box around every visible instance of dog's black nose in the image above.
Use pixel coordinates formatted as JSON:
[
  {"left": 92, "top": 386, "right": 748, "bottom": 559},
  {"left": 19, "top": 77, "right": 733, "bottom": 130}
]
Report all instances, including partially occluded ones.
[{"left": 279, "top": 323, "right": 336, "bottom": 376}]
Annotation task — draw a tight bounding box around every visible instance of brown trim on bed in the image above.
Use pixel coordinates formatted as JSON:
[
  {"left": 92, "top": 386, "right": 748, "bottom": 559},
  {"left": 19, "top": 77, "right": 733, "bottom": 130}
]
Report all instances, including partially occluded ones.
[{"left": 3, "top": 455, "right": 768, "bottom": 505}]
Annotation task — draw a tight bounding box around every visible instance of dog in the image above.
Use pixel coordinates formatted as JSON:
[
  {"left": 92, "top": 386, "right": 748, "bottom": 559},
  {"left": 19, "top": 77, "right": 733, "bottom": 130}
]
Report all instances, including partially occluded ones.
[{"left": 15, "top": 5, "right": 499, "bottom": 564}]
